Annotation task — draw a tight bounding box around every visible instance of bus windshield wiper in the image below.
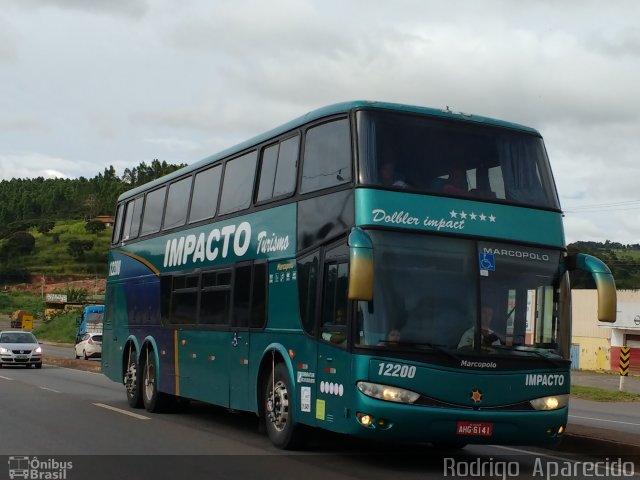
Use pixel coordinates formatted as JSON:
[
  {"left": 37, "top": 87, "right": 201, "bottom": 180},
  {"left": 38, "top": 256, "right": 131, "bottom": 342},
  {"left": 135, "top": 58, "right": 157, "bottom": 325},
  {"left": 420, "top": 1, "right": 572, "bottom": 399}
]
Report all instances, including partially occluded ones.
[
  {"left": 492, "top": 345, "right": 567, "bottom": 367},
  {"left": 387, "top": 341, "right": 461, "bottom": 362}
]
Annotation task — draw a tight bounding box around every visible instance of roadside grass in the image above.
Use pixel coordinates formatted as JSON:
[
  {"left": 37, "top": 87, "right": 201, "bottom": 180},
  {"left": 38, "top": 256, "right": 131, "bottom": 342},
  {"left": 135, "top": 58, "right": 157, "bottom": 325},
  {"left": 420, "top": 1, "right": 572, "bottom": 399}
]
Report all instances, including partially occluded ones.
[
  {"left": 571, "top": 384, "right": 640, "bottom": 402},
  {"left": 0, "top": 290, "right": 45, "bottom": 318},
  {"left": 33, "top": 311, "right": 77, "bottom": 344}
]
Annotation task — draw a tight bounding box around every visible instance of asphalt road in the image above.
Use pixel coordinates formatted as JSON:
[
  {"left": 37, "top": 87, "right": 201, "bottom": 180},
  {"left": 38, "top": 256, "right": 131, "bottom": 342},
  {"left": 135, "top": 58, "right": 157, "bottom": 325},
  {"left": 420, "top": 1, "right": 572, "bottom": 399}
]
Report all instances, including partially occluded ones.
[
  {"left": 568, "top": 398, "right": 640, "bottom": 435},
  {"left": 1, "top": 365, "right": 637, "bottom": 480}
]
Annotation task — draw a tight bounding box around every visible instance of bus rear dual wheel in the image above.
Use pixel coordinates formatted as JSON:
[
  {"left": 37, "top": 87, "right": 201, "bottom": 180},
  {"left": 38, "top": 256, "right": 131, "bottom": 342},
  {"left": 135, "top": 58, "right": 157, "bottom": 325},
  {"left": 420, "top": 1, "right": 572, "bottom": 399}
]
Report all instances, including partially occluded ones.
[{"left": 138, "top": 347, "right": 189, "bottom": 413}]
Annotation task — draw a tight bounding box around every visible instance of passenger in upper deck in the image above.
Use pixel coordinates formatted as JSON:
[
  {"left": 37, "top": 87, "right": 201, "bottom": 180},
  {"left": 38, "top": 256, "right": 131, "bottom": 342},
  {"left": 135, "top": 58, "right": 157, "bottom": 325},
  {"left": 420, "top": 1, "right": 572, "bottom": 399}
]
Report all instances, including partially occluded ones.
[
  {"left": 442, "top": 168, "right": 469, "bottom": 195},
  {"left": 380, "top": 162, "right": 410, "bottom": 188}
]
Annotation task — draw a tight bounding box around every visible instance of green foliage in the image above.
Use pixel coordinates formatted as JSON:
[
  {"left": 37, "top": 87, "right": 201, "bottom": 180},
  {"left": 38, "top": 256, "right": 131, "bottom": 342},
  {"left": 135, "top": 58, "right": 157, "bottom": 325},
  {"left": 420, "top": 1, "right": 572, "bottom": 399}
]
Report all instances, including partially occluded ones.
[
  {"left": 571, "top": 384, "right": 640, "bottom": 402},
  {"left": 64, "top": 287, "right": 87, "bottom": 302},
  {"left": 37, "top": 220, "right": 55, "bottom": 234},
  {"left": 85, "top": 219, "right": 106, "bottom": 234},
  {"left": 0, "top": 291, "right": 45, "bottom": 318},
  {"left": 67, "top": 239, "right": 94, "bottom": 260},
  {"left": 33, "top": 310, "right": 78, "bottom": 344},
  {"left": 4, "top": 231, "right": 36, "bottom": 255},
  {"left": 0, "top": 161, "right": 186, "bottom": 237}
]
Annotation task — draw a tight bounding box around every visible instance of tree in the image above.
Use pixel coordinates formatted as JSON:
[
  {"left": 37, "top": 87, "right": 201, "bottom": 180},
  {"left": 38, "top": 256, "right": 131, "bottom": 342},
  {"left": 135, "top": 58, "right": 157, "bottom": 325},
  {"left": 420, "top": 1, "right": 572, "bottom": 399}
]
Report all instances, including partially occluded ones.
[
  {"left": 5, "top": 231, "right": 36, "bottom": 255},
  {"left": 37, "top": 220, "right": 55, "bottom": 234},
  {"left": 68, "top": 239, "right": 94, "bottom": 260},
  {"left": 85, "top": 220, "right": 106, "bottom": 234}
]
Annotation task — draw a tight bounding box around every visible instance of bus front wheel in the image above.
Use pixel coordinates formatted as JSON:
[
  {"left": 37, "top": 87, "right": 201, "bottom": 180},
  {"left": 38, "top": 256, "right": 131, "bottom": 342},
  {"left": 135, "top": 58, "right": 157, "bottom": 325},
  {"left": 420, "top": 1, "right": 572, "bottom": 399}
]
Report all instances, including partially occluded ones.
[{"left": 264, "top": 363, "right": 301, "bottom": 449}]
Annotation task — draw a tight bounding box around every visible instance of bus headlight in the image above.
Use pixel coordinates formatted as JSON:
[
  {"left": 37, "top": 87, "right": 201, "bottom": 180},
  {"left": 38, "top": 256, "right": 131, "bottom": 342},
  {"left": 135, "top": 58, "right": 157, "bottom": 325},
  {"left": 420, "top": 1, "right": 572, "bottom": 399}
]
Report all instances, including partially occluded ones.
[
  {"left": 530, "top": 394, "right": 569, "bottom": 411},
  {"left": 357, "top": 381, "right": 420, "bottom": 404}
]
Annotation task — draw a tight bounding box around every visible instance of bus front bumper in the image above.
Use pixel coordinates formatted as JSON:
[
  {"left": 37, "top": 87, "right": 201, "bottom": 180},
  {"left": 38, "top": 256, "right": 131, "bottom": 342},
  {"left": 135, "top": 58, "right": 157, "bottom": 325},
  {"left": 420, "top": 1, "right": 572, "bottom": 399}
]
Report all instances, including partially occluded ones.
[{"left": 345, "top": 396, "right": 568, "bottom": 446}]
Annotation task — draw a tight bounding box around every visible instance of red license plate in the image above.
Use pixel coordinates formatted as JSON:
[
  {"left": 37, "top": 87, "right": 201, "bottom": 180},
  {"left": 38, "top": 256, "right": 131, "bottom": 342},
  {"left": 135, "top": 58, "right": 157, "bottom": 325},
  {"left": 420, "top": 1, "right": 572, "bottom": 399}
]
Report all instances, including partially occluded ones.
[{"left": 456, "top": 421, "right": 493, "bottom": 436}]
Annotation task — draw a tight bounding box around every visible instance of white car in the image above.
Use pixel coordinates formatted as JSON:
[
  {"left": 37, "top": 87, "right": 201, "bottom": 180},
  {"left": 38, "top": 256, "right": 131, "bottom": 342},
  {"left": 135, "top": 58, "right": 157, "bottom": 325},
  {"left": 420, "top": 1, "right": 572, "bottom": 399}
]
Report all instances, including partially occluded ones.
[
  {"left": 0, "top": 331, "right": 43, "bottom": 368},
  {"left": 75, "top": 332, "right": 102, "bottom": 360}
]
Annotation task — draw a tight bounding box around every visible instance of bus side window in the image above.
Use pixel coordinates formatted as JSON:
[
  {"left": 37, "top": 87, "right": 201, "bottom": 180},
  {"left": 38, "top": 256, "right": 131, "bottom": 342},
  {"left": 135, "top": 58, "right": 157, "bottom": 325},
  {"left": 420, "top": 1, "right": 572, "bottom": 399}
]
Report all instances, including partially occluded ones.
[
  {"left": 250, "top": 263, "right": 267, "bottom": 329},
  {"left": 163, "top": 176, "right": 192, "bottom": 230},
  {"left": 122, "top": 196, "right": 143, "bottom": 241},
  {"left": 140, "top": 186, "right": 166, "bottom": 236},
  {"left": 200, "top": 270, "right": 232, "bottom": 325},
  {"left": 233, "top": 264, "right": 252, "bottom": 328},
  {"left": 300, "top": 118, "right": 351, "bottom": 194},
  {"left": 219, "top": 151, "right": 258, "bottom": 215},
  {"left": 256, "top": 135, "right": 299, "bottom": 203},
  {"left": 297, "top": 251, "right": 320, "bottom": 336},
  {"left": 189, "top": 165, "right": 222, "bottom": 224},
  {"left": 112, "top": 203, "right": 125, "bottom": 244},
  {"left": 320, "top": 260, "right": 349, "bottom": 348}
]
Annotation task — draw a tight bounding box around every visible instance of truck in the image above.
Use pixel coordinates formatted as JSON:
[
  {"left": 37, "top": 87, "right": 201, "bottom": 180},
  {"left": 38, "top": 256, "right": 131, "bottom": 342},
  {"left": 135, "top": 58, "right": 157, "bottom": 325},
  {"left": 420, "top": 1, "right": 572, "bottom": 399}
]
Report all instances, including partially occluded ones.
[{"left": 75, "top": 305, "right": 104, "bottom": 343}]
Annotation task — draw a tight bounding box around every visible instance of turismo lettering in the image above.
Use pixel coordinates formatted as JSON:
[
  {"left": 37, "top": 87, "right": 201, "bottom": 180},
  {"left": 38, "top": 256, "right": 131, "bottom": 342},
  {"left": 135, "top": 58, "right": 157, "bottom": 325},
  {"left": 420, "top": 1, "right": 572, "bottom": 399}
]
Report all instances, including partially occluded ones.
[
  {"left": 164, "top": 222, "right": 251, "bottom": 267},
  {"left": 525, "top": 374, "right": 565, "bottom": 386}
]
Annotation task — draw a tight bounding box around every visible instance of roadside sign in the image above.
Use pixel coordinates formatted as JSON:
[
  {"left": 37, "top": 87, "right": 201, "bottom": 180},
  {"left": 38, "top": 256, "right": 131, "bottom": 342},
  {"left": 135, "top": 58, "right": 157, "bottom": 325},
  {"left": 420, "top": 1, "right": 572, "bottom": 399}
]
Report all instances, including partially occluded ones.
[
  {"left": 21, "top": 315, "right": 33, "bottom": 331},
  {"left": 619, "top": 346, "right": 631, "bottom": 376}
]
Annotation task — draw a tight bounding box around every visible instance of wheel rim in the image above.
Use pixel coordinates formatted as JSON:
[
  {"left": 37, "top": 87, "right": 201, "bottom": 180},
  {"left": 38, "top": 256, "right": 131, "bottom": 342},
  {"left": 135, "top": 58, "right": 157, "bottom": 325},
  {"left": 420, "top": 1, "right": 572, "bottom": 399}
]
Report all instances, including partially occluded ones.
[
  {"left": 267, "top": 379, "right": 289, "bottom": 432},
  {"left": 125, "top": 360, "right": 137, "bottom": 398},
  {"left": 144, "top": 358, "right": 155, "bottom": 401}
]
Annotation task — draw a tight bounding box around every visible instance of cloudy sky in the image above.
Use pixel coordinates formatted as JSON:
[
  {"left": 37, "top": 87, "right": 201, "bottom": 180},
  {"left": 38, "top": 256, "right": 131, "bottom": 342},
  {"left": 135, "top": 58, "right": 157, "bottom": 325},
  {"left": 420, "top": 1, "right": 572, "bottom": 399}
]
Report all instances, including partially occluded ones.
[{"left": 1, "top": 0, "right": 638, "bottom": 244}]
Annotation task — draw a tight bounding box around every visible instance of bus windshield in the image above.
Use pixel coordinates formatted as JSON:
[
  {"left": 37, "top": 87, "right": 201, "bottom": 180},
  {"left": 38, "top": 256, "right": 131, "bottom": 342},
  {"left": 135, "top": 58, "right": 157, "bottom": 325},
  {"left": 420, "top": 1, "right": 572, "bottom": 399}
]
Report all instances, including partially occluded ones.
[
  {"left": 356, "top": 231, "right": 569, "bottom": 360},
  {"left": 356, "top": 110, "right": 560, "bottom": 210}
]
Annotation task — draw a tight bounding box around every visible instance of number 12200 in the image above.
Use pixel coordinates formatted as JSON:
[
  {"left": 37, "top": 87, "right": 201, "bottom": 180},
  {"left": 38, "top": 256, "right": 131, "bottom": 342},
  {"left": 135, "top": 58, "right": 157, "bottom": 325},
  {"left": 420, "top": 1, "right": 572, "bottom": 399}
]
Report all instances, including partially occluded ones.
[{"left": 377, "top": 363, "right": 416, "bottom": 378}]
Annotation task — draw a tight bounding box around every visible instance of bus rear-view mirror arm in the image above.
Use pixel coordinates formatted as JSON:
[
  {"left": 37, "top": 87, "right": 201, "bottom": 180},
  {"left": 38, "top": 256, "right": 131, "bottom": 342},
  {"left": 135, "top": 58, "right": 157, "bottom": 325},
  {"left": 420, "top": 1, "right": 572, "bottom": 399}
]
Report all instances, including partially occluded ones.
[
  {"left": 348, "top": 228, "right": 374, "bottom": 301},
  {"left": 567, "top": 253, "right": 617, "bottom": 322}
]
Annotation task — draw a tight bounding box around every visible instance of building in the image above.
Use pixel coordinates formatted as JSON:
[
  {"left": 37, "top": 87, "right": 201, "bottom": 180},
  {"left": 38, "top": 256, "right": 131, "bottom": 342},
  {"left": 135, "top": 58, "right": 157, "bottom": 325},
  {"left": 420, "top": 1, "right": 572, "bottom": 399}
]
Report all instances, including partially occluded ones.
[{"left": 572, "top": 289, "right": 640, "bottom": 373}]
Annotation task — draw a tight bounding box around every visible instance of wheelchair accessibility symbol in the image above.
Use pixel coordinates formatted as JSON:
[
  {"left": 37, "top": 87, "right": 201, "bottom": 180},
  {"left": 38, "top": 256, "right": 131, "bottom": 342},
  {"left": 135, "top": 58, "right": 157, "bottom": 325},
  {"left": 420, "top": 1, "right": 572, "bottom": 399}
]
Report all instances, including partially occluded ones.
[{"left": 479, "top": 252, "right": 495, "bottom": 271}]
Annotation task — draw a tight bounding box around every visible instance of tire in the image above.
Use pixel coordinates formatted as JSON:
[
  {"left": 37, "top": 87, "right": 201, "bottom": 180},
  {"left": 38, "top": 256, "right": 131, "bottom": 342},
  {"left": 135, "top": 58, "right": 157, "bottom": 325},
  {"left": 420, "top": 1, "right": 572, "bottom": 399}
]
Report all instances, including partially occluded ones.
[
  {"left": 141, "top": 346, "right": 170, "bottom": 413},
  {"left": 124, "top": 345, "right": 143, "bottom": 409},
  {"left": 263, "top": 363, "right": 301, "bottom": 449}
]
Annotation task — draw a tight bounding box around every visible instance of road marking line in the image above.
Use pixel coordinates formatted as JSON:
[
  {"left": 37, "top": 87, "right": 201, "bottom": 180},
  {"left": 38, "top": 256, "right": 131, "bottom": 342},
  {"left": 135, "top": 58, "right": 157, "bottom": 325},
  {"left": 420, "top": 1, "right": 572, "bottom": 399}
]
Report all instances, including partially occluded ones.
[
  {"left": 0, "top": 375, "right": 13, "bottom": 380},
  {"left": 94, "top": 403, "right": 151, "bottom": 420},
  {"left": 569, "top": 414, "right": 640, "bottom": 427},
  {"left": 39, "top": 386, "right": 60, "bottom": 393}
]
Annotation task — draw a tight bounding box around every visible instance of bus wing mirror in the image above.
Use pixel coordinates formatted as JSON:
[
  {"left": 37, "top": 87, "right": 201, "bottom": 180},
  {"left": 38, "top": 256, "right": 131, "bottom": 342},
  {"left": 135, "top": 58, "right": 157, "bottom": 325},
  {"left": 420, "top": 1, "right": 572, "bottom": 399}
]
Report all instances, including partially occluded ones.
[
  {"left": 568, "top": 253, "right": 617, "bottom": 322},
  {"left": 348, "top": 228, "right": 374, "bottom": 301}
]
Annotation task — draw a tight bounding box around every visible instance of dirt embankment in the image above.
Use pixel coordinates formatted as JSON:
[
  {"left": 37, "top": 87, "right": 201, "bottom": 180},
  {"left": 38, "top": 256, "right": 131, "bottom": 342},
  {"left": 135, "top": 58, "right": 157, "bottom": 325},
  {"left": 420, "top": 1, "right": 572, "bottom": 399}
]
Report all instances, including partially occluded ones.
[{"left": 6, "top": 276, "right": 106, "bottom": 295}]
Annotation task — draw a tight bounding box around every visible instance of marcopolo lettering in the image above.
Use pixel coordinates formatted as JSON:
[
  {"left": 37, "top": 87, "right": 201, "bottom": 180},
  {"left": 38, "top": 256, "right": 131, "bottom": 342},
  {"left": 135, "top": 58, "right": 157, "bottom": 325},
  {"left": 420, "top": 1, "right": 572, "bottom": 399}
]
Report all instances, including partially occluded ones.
[
  {"left": 483, "top": 248, "right": 549, "bottom": 262},
  {"left": 164, "top": 222, "right": 251, "bottom": 267},
  {"left": 525, "top": 374, "right": 565, "bottom": 386}
]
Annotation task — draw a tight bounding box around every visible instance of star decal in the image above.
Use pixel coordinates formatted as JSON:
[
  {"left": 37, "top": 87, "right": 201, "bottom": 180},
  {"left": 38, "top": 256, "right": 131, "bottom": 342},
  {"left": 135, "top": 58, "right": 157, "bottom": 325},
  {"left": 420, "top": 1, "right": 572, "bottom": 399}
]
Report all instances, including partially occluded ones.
[
  {"left": 450, "top": 210, "right": 458, "bottom": 218},
  {"left": 460, "top": 211, "right": 467, "bottom": 219},
  {"left": 470, "top": 389, "right": 483, "bottom": 403},
  {"left": 479, "top": 213, "right": 487, "bottom": 221},
  {"left": 469, "top": 212, "right": 477, "bottom": 220},
  {"left": 489, "top": 214, "right": 496, "bottom": 222}
]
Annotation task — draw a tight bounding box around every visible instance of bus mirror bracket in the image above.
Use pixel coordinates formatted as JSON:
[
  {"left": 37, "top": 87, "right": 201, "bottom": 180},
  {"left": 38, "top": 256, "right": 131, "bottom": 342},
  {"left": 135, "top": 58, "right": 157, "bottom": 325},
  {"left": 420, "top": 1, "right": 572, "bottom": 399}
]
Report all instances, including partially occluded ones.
[
  {"left": 348, "top": 228, "right": 374, "bottom": 302},
  {"left": 567, "top": 253, "right": 617, "bottom": 323}
]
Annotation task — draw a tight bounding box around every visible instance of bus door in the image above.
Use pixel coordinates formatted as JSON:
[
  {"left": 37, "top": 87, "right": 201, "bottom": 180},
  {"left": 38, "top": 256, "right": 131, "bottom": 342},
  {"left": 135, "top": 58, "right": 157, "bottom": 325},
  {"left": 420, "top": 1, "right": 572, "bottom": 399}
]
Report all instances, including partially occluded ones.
[
  {"left": 316, "top": 244, "right": 351, "bottom": 432},
  {"left": 229, "top": 262, "right": 267, "bottom": 411}
]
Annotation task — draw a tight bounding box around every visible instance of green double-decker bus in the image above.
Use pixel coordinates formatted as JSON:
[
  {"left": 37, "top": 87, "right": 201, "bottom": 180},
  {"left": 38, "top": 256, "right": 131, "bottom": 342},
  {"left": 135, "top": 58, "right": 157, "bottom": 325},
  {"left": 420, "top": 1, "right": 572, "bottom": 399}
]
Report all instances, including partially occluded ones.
[{"left": 103, "top": 100, "right": 616, "bottom": 449}]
